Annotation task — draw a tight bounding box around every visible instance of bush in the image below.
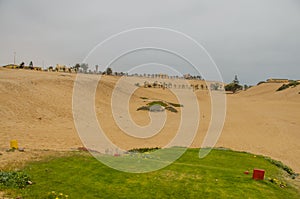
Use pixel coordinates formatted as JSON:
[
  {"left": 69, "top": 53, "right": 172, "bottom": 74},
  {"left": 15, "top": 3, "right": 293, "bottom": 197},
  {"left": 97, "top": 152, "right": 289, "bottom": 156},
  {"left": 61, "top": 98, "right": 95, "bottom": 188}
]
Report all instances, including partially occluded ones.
[
  {"left": 225, "top": 83, "right": 243, "bottom": 93},
  {"left": 288, "top": 81, "right": 300, "bottom": 88},
  {"left": 0, "top": 171, "right": 31, "bottom": 188}
]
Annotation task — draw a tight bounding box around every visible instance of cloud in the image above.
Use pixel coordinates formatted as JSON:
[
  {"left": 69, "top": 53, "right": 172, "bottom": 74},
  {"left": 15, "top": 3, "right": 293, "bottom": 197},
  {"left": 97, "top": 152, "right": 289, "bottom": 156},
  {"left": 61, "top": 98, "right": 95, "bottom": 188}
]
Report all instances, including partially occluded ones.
[{"left": 0, "top": 0, "right": 299, "bottom": 84}]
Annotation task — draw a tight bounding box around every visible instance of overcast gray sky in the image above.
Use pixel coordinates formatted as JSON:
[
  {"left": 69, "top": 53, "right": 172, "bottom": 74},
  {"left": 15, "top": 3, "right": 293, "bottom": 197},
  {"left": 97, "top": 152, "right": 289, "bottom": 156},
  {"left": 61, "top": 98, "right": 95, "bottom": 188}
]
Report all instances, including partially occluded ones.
[{"left": 1, "top": 0, "right": 299, "bottom": 84}]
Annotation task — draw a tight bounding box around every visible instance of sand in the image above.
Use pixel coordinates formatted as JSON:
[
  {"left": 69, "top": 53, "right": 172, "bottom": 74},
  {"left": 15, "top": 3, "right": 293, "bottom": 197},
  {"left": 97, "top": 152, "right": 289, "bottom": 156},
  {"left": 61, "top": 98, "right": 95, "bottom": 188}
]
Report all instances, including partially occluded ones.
[{"left": 0, "top": 68, "right": 299, "bottom": 172}]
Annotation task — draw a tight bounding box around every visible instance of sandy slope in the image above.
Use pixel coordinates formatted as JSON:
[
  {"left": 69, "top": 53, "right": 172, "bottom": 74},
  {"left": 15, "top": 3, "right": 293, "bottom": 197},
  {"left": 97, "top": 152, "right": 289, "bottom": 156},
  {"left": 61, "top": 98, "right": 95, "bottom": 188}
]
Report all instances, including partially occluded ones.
[{"left": 0, "top": 68, "right": 299, "bottom": 172}]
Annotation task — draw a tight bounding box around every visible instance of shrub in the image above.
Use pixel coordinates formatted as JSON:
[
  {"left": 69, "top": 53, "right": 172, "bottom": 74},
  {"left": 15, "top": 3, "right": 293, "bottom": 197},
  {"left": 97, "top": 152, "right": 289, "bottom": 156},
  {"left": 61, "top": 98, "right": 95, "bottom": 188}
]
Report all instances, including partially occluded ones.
[
  {"left": 0, "top": 171, "right": 31, "bottom": 188},
  {"left": 225, "top": 83, "right": 243, "bottom": 93},
  {"left": 288, "top": 81, "right": 300, "bottom": 88}
]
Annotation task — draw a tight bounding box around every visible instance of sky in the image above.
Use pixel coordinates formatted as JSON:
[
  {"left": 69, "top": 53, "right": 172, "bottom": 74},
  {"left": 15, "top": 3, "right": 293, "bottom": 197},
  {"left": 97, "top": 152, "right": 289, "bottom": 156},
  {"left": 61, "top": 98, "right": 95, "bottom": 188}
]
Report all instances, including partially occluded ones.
[{"left": 0, "top": 0, "right": 300, "bottom": 85}]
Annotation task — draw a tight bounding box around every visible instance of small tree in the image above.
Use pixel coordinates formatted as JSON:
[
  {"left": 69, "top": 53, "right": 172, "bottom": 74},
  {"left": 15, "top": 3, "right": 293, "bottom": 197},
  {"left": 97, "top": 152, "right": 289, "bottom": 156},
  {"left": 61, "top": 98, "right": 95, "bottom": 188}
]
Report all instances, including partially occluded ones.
[
  {"left": 80, "top": 63, "right": 88, "bottom": 73},
  {"left": 225, "top": 75, "right": 243, "bottom": 93},
  {"left": 29, "top": 61, "right": 33, "bottom": 69},
  {"left": 106, "top": 67, "right": 113, "bottom": 75},
  {"left": 74, "top": 63, "right": 80, "bottom": 72},
  {"left": 233, "top": 75, "right": 239, "bottom": 84},
  {"left": 19, "top": 62, "right": 25, "bottom": 69}
]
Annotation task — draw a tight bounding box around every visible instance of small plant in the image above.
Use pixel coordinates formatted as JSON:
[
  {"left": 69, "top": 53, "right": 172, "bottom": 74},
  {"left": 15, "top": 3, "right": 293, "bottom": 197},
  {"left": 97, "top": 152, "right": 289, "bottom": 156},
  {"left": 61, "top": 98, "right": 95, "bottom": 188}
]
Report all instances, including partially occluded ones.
[
  {"left": 268, "top": 177, "right": 287, "bottom": 188},
  {"left": 47, "top": 191, "right": 69, "bottom": 199},
  {"left": 140, "top": 97, "right": 148, "bottom": 100},
  {"left": 0, "top": 171, "right": 31, "bottom": 188}
]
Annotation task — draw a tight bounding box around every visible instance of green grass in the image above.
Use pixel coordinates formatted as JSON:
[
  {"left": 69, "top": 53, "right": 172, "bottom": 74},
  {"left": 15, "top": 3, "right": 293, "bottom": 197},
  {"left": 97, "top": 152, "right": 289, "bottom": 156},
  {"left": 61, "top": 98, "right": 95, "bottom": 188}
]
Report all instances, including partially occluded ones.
[
  {"left": 147, "top": 101, "right": 169, "bottom": 107},
  {"left": 2, "top": 149, "right": 299, "bottom": 199}
]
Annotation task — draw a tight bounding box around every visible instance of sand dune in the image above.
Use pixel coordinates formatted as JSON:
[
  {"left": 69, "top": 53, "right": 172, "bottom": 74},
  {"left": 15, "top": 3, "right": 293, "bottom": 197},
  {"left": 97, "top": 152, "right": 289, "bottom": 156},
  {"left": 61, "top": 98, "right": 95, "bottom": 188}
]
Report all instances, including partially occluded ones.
[{"left": 0, "top": 68, "right": 299, "bottom": 172}]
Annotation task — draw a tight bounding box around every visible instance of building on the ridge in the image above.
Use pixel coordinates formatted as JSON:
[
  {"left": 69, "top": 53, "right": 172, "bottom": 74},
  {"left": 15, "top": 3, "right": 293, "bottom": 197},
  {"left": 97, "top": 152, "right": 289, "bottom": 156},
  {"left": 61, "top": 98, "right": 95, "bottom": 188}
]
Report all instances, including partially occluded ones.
[{"left": 266, "top": 78, "right": 289, "bottom": 83}]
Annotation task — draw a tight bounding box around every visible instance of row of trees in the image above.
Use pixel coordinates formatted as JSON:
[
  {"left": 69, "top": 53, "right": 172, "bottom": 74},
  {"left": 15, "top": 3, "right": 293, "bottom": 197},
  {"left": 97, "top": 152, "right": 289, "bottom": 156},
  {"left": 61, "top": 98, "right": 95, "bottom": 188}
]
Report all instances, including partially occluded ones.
[
  {"left": 72, "top": 64, "right": 203, "bottom": 80},
  {"left": 73, "top": 64, "right": 249, "bottom": 92},
  {"left": 143, "top": 81, "right": 209, "bottom": 90}
]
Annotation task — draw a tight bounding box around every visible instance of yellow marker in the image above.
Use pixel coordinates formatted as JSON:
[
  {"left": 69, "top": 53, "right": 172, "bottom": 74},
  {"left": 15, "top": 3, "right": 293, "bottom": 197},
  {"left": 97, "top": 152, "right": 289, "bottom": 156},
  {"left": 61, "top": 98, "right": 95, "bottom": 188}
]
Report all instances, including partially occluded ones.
[{"left": 10, "top": 140, "right": 18, "bottom": 149}]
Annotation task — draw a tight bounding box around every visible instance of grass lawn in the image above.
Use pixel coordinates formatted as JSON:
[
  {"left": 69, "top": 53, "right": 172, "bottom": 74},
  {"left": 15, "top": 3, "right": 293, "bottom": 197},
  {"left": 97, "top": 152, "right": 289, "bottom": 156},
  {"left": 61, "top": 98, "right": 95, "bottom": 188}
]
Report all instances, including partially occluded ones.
[{"left": 1, "top": 148, "right": 299, "bottom": 198}]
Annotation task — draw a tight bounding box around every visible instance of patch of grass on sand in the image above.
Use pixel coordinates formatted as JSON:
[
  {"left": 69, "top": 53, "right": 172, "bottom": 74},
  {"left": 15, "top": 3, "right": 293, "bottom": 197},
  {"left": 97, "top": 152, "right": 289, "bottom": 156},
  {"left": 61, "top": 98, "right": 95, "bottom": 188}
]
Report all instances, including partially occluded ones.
[
  {"left": 147, "top": 101, "right": 169, "bottom": 107},
  {"left": 2, "top": 149, "right": 299, "bottom": 199},
  {"left": 277, "top": 81, "right": 300, "bottom": 91}
]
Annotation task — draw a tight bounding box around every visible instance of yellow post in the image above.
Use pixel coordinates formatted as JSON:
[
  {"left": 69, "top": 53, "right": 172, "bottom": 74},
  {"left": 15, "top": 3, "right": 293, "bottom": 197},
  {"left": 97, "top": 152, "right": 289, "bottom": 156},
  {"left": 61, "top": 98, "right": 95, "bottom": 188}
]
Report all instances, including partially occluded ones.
[{"left": 10, "top": 140, "right": 18, "bottom": 149}]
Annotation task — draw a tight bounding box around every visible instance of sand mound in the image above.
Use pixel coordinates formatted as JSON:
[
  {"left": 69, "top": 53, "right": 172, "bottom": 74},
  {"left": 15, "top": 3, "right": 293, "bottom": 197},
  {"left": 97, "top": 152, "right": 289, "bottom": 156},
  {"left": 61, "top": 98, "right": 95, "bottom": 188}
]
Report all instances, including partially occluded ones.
[{"left": 0, "top": 68, "right": 299, "bottom": 172}]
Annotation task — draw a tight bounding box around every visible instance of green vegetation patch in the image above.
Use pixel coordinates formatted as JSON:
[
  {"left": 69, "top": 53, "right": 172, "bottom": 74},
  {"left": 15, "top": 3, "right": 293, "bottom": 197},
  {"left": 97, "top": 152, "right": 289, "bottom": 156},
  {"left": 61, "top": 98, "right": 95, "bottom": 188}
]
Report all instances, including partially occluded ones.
[
  {"left": 2, "top": 149, "right": 299, "bottom": 198},
  {"left": 168, "top": 102, "right": 184, "bottom": 107},
  {"left": 264, "top": 157, "right": 298, "bottom": 178},
  {"left": 277, "top": 81, "right": 300, "bottom": 91},
  {"left": 136, "top": 106, "right": 150, "bottom": 111},
  {"left": 0, "top": 171, "right": 31, "bottom": 188},
  {"left": 277, "top": 84, "right": 290, "bottom": 91},
  {"left": 147, "top": 101, "right": 169, "bottom": 107},
  {"left": 137, "top": 100, "right": 183, "bottom": 113}
]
